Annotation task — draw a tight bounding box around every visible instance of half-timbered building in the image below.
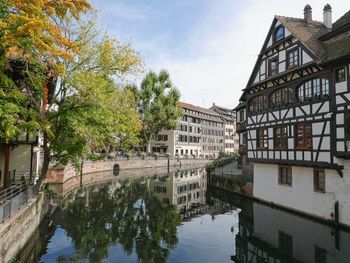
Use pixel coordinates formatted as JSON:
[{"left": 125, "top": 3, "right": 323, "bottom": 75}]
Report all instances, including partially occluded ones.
[{"left": 235, "top": 5, "right": 350, "bottom": 227}]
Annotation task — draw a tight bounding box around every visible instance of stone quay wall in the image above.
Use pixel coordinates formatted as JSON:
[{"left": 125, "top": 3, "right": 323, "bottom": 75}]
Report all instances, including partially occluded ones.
[
  {"left": 47, "top": 158, "right": 210, "bottom": 184},
  {"left": 0, "top": 192, "right": 49, "bottom": 263}
]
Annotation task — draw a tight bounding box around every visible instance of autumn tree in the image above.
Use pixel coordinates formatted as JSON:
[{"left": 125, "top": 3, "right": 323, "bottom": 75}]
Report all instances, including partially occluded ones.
[
  {"left": 0, "top": 2, "right": 142, "bottom": 178},
  {"left": 131, "top": 70, "right": 182, "bottom": 153}
]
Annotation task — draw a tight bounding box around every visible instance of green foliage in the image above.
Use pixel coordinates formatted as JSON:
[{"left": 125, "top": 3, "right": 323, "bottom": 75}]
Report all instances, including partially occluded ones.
[{"left": 130, "top": 70, "right": 182, "bottom": 152}]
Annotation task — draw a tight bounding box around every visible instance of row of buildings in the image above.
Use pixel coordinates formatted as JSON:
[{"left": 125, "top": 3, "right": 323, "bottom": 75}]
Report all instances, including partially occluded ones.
[
  {"left": 235, "top": 5, "right": 350, "bottom": 227},
  {"left": 150, "top": 102, "right": 239, "bottom": 158}
]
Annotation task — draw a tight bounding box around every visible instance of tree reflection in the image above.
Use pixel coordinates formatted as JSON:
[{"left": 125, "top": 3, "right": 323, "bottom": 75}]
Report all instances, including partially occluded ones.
[{"left": 55, "top": 180, "right": 181, "bottom": 263}]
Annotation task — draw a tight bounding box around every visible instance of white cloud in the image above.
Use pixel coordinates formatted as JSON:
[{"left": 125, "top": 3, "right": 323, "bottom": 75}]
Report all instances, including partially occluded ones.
[{"left": 143, "top": 0, "right": 350, "bottom": 109}]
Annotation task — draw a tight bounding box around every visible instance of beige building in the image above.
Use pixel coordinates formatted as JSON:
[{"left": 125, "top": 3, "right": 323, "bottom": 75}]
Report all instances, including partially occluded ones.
[
  {"left": 149, "top": 167, "right": 207, "bottom": 213},
  {"left": 210, "top": 103, "right": 239, "bottom": 154},
  {"left": 150, "top": 101, "right": 225, "bottom": 158}
]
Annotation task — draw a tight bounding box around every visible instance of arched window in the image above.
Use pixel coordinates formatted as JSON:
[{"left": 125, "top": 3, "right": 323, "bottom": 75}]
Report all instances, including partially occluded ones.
[
  {"left": 273, "top": 25, "right": 285, "bottom": 43},
  {"left": 270, "top": 87, "right": 294, "bottom": 109},
  {"left": 249, "top": 95, "right": 267, "bottom": 114},
  {"left": 297, "top": 78, "right": 329, "bottom": 102}
]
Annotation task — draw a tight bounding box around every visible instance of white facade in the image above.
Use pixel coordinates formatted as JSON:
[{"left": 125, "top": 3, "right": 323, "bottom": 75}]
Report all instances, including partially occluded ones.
[{"left": 254, "top": 163, "right": 350, "bottom": 226}]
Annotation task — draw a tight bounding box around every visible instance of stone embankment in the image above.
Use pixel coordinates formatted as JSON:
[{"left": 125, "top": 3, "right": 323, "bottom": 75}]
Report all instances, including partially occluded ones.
[
  {"left": 47, "top": 158, "right": 211, "bottom": 197},
  {"left": 0, "top": 193, "right": 49, "bottom": 263}
]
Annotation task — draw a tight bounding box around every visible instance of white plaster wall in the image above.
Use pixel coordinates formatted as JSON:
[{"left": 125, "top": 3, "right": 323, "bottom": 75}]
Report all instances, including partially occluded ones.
[
  {"left": 9, "top": 145, "right": 32, "bottom": 175},
  {"left": 336, "top": 82, "right": 347, "bottom": 94},
  {"left": 253, "top": 163, "right": 350, "bottom": 226},
  {"left": 302, "top": 51, "right": 313, "bottom": 64}
]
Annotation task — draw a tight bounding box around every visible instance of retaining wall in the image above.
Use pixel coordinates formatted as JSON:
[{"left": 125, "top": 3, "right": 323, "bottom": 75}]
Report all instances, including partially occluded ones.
[
  {"left": 0, "top": 192, "right": 49, "bottom": 263},
  {"left": 47, "top": 158, "right": 210, "bottom": 185}
]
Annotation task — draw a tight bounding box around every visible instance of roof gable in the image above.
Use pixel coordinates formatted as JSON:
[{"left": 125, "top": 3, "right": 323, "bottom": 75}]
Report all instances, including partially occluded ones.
[{"left": 243, "top": 15, "right": 329, "bottom": 99}]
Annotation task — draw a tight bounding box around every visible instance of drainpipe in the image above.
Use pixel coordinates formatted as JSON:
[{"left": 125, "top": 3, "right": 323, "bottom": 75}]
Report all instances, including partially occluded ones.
[{"left": 334, "top": 201, "right": 340, "bottom": 250}]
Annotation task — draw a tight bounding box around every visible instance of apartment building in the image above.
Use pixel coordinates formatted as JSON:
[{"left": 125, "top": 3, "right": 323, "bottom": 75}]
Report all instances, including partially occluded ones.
[
  {"left": 150, "top": 101, "right": 225, "bottom": 158},
  {"left": 210, "top": 103, "right": 239, "bottom": 154}
]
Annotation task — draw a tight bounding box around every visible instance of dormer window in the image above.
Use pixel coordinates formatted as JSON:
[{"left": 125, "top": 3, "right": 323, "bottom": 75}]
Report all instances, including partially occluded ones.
[{"left": 273, "top": 25, "right": 285, "bottom": 43}]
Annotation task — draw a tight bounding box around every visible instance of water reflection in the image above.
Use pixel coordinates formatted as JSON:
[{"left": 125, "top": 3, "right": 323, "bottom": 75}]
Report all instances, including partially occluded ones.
[
  {"left": 18, "top": 168, "right": 350, "bottom": 263},
  {"left": 210, "top": 188, "right": 350, "bottom": 263},
  {"left": 56, "top": 180, "right": 181, "bottom": 263}
]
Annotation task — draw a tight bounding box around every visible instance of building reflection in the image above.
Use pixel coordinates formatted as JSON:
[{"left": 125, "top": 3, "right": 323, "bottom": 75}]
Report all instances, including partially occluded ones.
[
  {"left": 149, "top": 168, "right": 207, "bottom": 214},
  {"left": 234, "top": 198, "right": 350, "bottom": 262}
]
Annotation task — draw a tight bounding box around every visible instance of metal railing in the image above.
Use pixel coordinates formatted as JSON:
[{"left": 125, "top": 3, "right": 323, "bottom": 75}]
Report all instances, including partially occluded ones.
[{"left": 0, "top": 182, "right": 40, "bottom": 223}]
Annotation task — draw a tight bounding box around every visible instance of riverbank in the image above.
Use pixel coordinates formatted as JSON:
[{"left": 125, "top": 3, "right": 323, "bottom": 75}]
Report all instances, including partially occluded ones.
[
  {"left": 0, "top": 192, "right": 49, "bottom": 263},
  {"left": 46, "top": 158, "right": 211, "bottom": 197}
]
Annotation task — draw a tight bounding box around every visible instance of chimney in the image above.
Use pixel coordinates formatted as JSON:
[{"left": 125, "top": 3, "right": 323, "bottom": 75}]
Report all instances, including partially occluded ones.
[
  {"left": 323, "top": 4, "right": 332, "bottom": 29},
  {"left": 304, "top": 4, "right": 312, "bottom": 23}
]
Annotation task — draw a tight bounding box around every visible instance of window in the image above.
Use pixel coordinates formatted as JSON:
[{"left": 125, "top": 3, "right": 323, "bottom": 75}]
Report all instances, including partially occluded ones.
[
  {"left": 274, "top": 126, "right": 288, "bottom": 149},
  {"left": 296, "top": 123, "right": 312, "bottom": 149},
  {"left": 297, "top": 78, "right": 329, "bottom": 102},
  {"left": 279, "top": 231, "right": 293, "bottom": 256},
  {"left": 156, "top": 134, "right": 168, "bottom": 141},
  {"left": 287, "top": 49, "right": 298, "bottom": 69},
  {"left": 273, "top": 25, "right": 285, "bottom": 43},
  {"left": 269, "top": 58, "right": 278, "bottom": 76},
  {"left": 314, "top": 169, "right": 325, "bottom": 193},
  {"left": 154, "top": 186, "right": 167, "bottom": 193},
  {"left": 270, "top": 87, "right": 294, "bottom": 109},
  {"left": 239, "top": 110, "right": 244, "bottom": 122},
  {"left": 257, "top": 129, "right": 268, "bottom": 149},
  {"left": 279, "top": 166, "right": 292, "bottom": 186},
  {"left": 314, "top": 246, "right": 327, "bottom": 263},
  {"left": 249, "top": 95, "right": 268, "bottom": 114},
  {"left": 336, "top": 67, "right": 346, "bottom": 83}
]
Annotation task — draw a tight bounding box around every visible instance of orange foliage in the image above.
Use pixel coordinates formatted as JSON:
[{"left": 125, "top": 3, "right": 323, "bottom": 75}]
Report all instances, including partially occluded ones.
[{"left": 1, "top": 0, "right": 92, "bottom": 73}]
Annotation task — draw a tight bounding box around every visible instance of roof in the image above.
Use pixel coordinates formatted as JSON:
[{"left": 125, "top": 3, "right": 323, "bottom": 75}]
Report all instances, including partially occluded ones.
[
  {"left": 233, "top": 101, "right": 246, "bottom": 111},
  {"left": 333, "top": 9, "right": 350, "bottom": 30},
  {"left": 179, "top": 101, "right": 221, "bottom": 117},
  {"left": 210, "top": 104, "right": 235, "bottom": 121},
  {"left": 325, "top": 31, "right": 350, "bottom": 63},
  {"left": 276, "top": 15, "right": 329, "bottom": 61}
]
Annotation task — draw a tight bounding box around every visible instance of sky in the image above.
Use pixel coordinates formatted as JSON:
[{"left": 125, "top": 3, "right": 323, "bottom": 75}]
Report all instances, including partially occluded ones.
[{"left": 91, "top": 0, "right": 349, "bottom": 109}]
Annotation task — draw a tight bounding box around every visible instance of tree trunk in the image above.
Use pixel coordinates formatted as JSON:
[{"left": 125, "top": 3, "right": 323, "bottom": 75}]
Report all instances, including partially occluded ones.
[
  {"left": 146, "top": 142, "right": 151, "bottom": 154},
  {"left": 40, "top": 132, "right": 51, "bottom": 181}
]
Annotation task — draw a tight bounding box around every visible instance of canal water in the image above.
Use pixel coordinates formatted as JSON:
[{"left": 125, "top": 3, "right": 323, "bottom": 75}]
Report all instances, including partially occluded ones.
[{"left": 18, "top": 167, "right": 350, "bottom": 262}]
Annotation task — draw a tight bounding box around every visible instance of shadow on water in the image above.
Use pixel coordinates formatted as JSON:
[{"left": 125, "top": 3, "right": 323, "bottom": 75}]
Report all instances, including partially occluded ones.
[{"left": 18, "top": 166, "right": 350, "bottom": 263}]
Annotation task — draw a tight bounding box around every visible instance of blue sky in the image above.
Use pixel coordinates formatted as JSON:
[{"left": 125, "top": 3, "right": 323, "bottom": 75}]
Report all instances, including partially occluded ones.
[{"left": 91, "top": 0, "right": 349, "bottom": 108}]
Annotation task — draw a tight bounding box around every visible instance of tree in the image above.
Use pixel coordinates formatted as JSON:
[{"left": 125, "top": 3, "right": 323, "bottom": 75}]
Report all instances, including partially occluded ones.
[
  {"left": 134, "top": 70, "right": 182, "bottom": 153},
  {"left": 40, "top": 18, "right": 142, "bottom": 176},
  {"left": 0, "top": 2, "right": 143, "bottom": 178}
]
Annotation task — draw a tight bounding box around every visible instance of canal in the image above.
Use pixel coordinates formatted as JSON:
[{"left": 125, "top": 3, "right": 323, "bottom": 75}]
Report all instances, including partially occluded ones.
[{"left": 18, "top": 167, "right": 350, "bottom": 262}]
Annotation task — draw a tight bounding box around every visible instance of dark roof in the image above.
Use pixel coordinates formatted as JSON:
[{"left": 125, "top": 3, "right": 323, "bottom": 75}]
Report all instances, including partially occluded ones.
[
  {"left": 179, "top": 101, "right": 221, "bottom": 117},
  {"left": 276, "top": 16, "right": 329, "bottom": 61},
  {"left": 233, "top": 101, "right": 246, "bottom": 111},
  {"left": 324, "top": 31, "right": 350, "bottom": 63},
  {"left": 333, "top": 10, "right": 350, "bottom": 30}
]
